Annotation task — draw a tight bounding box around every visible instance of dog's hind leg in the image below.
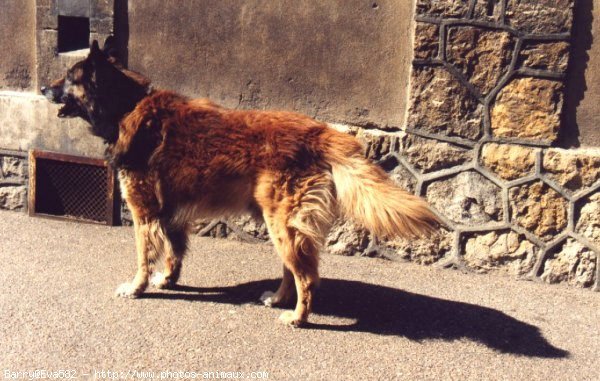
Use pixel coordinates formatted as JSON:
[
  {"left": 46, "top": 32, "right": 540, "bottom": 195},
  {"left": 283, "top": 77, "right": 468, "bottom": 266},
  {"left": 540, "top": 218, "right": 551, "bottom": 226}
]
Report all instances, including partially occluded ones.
[
  {"left": 256, "top": 171, "right": 336, "bottom": 326},
  {"left": 116, "top": 216, "right": 162, "bottom": 298},
  {"left": 279, "top": 228, "right": 321, "bottom": 327},
  {"left": 256, "top": 174, "right": 296, "bottom": 309},
  {"left": 260, "top": 262, "right": 295, "bottom": 307},
  {"left": 150, "top": 224, "right": 189, "bottom": 289}
]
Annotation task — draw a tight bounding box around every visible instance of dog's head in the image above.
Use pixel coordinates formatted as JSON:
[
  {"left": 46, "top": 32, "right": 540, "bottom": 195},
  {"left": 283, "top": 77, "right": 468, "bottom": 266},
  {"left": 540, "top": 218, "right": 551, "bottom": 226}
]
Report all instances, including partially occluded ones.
[{"left": 41, "top": 37, "right": 151, "bottom": 143}]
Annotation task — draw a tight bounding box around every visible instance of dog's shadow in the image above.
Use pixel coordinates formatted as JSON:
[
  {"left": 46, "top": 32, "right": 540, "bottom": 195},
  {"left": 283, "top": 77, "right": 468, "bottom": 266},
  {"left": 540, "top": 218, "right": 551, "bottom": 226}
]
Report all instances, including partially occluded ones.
[{"left": 143, "top": 278, "right": 568, "bottom": 358}]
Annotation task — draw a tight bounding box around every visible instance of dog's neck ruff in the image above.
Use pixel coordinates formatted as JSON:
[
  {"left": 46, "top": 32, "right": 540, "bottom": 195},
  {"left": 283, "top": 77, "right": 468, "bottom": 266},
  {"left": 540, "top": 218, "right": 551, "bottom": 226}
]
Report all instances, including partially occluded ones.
[{"left": 145, "top": 85, "right": 155, "bottom": 96}]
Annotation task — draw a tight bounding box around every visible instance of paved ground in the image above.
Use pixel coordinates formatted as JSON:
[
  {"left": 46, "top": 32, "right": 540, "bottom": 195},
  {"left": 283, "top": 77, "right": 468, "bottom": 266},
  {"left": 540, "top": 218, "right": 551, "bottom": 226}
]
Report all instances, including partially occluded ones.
[{"left": 0, "top": 211, "right": 598, "bottom": 380}]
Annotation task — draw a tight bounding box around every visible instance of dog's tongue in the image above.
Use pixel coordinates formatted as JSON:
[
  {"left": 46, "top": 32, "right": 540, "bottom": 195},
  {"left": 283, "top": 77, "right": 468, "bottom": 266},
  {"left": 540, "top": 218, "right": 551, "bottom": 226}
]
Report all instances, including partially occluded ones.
[
  {"left": 58, "top": 103, "right": 76, "bottom": 118},
  {"left": 58, "top": 104, "right": 69, "bottom": 117}
]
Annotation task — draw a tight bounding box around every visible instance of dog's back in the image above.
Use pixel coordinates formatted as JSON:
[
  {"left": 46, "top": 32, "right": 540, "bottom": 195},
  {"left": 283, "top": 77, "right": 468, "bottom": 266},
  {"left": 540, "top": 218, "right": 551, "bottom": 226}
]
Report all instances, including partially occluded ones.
[{"left": 114, "top": 89, "right": 438, "bottom": 237}]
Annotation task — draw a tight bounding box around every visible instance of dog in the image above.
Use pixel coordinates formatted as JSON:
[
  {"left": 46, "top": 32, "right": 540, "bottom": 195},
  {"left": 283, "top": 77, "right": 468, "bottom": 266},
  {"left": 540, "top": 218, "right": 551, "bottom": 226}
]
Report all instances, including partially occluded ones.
[{"left": 42, "top": 37, "right": 439, "bottom": 327}]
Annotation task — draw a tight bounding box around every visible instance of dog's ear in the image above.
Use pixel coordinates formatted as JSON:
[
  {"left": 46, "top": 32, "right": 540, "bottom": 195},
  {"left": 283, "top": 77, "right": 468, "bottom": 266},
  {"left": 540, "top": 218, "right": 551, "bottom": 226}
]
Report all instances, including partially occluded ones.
[
  {"left": 90, "top": 40, "right": 102, "bottom": 55},
  {"left": 102, "top": 36, "right": 118, "bottom": 59},
  {"left": 89, "top": 39, "right": 107, "bottom": 63}
]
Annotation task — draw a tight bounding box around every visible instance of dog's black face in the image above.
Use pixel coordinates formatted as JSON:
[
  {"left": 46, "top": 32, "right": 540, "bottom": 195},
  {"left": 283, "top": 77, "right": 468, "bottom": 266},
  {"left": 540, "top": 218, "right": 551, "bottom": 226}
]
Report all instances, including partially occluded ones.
[
  {"left": 41, "top": 60, "right": 93, "bottom": 120},
  {"left": 42, "top": 37, "right": 150, "bottom": 144}
]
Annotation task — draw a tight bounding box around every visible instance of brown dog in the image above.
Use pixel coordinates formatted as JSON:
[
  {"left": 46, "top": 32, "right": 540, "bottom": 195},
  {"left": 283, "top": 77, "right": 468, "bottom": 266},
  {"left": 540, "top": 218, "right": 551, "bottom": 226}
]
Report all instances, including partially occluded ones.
[{"left": 42, "top": 38, "right": 439, "bottom": 326}]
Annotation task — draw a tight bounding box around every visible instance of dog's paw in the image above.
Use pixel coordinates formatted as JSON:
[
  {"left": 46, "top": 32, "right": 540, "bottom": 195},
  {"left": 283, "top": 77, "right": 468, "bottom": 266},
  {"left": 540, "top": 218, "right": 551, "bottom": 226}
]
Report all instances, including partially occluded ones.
[
  {"left": 279, "top": 311, "right": 305, "bottom": 328},
  {"left": 115, "top": 282, "right": 144, "bottom": 298},
  {"left": 150, "top": 272, "right": 172, "bottom": 289},
  {"left": 260, "top": 291, "right": 276, "bottom": 307}
]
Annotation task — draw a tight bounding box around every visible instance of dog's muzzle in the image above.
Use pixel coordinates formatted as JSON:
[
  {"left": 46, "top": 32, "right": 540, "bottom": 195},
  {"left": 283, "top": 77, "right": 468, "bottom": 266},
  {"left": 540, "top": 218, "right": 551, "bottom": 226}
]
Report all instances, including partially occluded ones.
[
  {"left": 41, "top": 86, "right": 63, "bottom": 104},
  {"left": 41, "top": 86, "right": 80, "bottom": 118}
]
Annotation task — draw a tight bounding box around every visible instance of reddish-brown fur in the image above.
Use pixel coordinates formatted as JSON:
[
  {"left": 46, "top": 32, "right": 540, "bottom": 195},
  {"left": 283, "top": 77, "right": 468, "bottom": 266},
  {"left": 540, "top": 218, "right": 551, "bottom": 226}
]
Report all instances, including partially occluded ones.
[
  {"left": 43, "top": 40, "right": 439, "bottom": 327},
  {"left": 113, "top": 90, "right": 438, "bottom": 326}
]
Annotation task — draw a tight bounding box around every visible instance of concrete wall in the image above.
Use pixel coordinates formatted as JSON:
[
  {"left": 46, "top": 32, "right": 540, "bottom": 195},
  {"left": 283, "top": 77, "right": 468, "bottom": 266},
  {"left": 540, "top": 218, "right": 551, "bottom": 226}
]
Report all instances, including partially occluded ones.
[
  {"left": 0, "top": 0, "right": 36, "bottom": 91},
  {"left": 0, "top": 0, "right": 109, "bottom": 158},
  {"left": 128, "top": 0, "right": 414, "bottom": 129},
  {"left": 0, "top": 93, "right": 104, "bottom": 156}
]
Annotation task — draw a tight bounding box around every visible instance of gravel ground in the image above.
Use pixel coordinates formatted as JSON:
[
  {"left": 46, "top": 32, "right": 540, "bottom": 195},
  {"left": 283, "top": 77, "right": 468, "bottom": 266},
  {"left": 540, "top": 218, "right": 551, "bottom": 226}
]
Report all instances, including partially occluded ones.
[{"left": 0, "top": 211, "right": 598, "bottom": 380}]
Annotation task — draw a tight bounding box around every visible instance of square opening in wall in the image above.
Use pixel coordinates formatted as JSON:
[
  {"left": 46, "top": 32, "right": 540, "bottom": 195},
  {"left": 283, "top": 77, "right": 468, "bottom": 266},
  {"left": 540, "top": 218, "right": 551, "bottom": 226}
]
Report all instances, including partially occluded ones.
[{"left": 58, "top": 16, "right": 90, "bottom": 53}]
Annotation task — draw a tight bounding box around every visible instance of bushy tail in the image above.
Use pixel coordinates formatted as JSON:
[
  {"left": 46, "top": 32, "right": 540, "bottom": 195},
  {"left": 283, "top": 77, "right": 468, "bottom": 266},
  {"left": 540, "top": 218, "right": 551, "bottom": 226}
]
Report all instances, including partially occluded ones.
[{"left": 323, "top": 131, "right": 439, "bottom": 239}]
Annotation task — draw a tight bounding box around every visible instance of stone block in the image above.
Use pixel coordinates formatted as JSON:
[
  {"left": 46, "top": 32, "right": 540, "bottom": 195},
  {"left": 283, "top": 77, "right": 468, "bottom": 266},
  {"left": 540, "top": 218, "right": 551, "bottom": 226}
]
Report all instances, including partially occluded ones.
[
  {"left": 415, "top": 0, "right": 469, "bottom": 18},
  {"left": 326, "top": 220, "right": 370, "bottom": 256},
  {"left": 355, "top": 129, "right": 397, "bottom": 161},
  {"left": 378, "top": 155, "right": 417, "bottom": 194},
  {"left": 541, "top": 238, "right": 596, "bottom": 288},
  {"left": 408, "top": 66, "right": 483, "bottom": 140},
  {"left": 414, "top": 22, "right": 439, "bottom": 60},
  {"left": 36, "top": 0, "right": 58, "bottom": 29},
  {"left": 426, "top": 171, "right": 503, "bottom": 225},
  {"left": 473, "top": 0, "right": 503, "bottom": 21},
  {"left": 491, "top": 77, "right": 563, "bottom": 142},
  {"left": 37, "top": 9, "right": 58, "bottom": 31},
  {"left": 576, "top": 192, "right": 600, "bottom": 247},
  {"left": 37, "top": 29, "right": 59, "bottom": 87},
  {"left": 91, "top": 0, "right": 113, "bottom": 19},
  {"left": 0, "top": 185, "right": 26, "bottom": 211},
  {"left": 463, "top": 230, "right": 538, "bottom": 276},
  {"left": 36, "top": 0, "right": 55, "bottom": 7},
  {"left": 509, "top": 181, "right": 568, "bottom": 241},
  {"left": 505, "top": 0, "right": 574, "bottom": 34},
  {"left": 480, "top": 143, "right": 536, "bottom": 181},
  {"left": 57, "top": 0, "right": 90, "bottom": 17},
  {"left": 446, "top": 26, "right": 514, "bottom": 95},
  {"left": 399, "top": 134, "right": 471, "bottom": 173},
  {"left": 387, "top": 228, "right": 452, "bottom": 265},
  {"left": 542, "top": 148, "right": 600, "bottom": 192},
  {"left": 192, "top": 215, "right": 269, "bottom": 242},
  {"left": 0, "top": 156, "right": 27, "bottom": 182},
  {"left": 229, "top": 214, "right": 270, "bottom": 241},
  {"left": 193, "top": 219, "right": 229, "bottom": 239},
  {"left": 90, "top": 17, "right": 113, "bottom": 35},
  {"left": 520, "top": 41, "right": 570, "bottom": 73}
]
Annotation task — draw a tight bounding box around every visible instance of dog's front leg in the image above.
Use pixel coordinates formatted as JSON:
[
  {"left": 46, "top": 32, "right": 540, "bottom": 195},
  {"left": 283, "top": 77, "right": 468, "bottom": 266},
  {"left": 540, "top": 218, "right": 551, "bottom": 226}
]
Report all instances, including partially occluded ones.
[{"left": 115, "top": 218, "right": 154, "bottom": 298}]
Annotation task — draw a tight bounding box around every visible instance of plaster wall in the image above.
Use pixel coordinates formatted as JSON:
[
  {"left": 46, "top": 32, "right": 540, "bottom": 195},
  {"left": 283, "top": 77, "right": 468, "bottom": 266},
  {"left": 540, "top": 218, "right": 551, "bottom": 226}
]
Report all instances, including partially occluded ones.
[{"left": 127, "top": 0, "right": 414, "bottom": 129}]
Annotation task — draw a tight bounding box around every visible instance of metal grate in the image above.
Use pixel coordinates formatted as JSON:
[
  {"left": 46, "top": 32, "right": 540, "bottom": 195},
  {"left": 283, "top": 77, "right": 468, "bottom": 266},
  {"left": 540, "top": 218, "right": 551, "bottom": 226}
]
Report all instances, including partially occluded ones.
[{"left": 29, "top": 150, "right": 117, "bottom": 225}]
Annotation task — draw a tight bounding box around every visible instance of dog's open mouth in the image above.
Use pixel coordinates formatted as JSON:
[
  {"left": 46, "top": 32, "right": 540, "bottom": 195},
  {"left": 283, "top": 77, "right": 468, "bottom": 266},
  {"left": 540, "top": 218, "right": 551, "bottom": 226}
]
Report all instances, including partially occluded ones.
[{"left": 57, "top": 100, "right": 81, "bottom": 118}]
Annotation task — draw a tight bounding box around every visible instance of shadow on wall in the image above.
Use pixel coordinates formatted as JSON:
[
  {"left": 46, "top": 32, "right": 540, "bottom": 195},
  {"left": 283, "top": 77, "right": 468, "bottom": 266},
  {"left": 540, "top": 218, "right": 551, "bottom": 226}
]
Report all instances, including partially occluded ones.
[
  {"left": 560, "top": 0, "right": 594, "bottom": 148},
  {"left": 142, "top": 278, "right": 569, "bottom": 359},
  {"left": 114, "top": 0, "right": 129, "bottom": 66}
]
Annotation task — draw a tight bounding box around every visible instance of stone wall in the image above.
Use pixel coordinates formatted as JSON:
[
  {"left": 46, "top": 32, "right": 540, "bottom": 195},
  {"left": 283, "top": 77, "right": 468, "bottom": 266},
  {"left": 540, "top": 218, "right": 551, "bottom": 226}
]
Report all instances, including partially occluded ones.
[
  {"left": 0, "top": 150, "right": 28, "bottom": 211},
  {"left": 396, "top": 0, "right": 598, "bottom": 290}
]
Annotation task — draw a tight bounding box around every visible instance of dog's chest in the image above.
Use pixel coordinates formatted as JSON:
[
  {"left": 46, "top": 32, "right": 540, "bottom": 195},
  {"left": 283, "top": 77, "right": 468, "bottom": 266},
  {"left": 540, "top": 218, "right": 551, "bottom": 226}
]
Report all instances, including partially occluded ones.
[
  {"left": 117, "top": 169, "right": 156, "bottom": 202},
  {"left": 117, "top": 170, "right": 132, "bottom": 201}
]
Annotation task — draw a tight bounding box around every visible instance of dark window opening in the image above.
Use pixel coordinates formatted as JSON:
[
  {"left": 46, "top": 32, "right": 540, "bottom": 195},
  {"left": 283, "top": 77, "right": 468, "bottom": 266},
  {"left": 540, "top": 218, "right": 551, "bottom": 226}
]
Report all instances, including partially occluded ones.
[{"left": 58, "top": 16, "right": 90, "bottom": 53}]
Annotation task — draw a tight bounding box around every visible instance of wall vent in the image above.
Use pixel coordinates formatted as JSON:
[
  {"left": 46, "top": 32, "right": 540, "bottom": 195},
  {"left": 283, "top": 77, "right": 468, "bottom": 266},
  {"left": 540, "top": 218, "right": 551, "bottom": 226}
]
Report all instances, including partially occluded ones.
[{"left": 28, "top": 150, "right": 118, "bottom": 225}]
